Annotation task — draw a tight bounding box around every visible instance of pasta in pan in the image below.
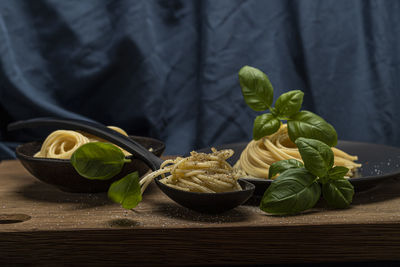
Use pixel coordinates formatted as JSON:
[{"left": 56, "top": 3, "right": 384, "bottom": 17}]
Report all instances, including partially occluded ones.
[
  {"left": 34, "top": 126, "right": 130, "bottom": 159},
  {"left": 139, "top": 148, "right": 241, "bottom": 194},
  {"left": 234, "top": 124, "right": 361, "bottom": 179}
]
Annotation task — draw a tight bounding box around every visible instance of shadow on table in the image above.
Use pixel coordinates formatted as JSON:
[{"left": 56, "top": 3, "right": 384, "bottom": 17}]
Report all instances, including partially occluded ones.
[
  {"left": 16, "top": 181, "right": 112, "bottom": 210},
  {"left": 352, "top": 177, "right": 400, "bottom": 205},
  {"left": 107, "top": 218, "right": 141, "bottom": 228},
  {"left": 147, "top": 200, "right": 253, "bottom": 223}
]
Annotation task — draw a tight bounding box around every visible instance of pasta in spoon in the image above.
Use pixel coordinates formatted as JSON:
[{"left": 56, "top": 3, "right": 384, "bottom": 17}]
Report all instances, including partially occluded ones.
[
  {"left": 140, "top": 148, "right": 241, "bottom": 194},
  {"left": 34, "top": 126, "right": 130, "bottom": 159}
]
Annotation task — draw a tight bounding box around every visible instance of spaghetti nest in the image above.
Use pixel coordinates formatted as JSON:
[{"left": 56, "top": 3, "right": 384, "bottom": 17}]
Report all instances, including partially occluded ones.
[
  {"left": 34, "top": 126, "right": 130, "bottom": 159},
  {"left": 234, "top": 124, "right": 361, "bottom": 179},
  {"left": 140, "top": 148, "right": 242, "bottom": 194}
]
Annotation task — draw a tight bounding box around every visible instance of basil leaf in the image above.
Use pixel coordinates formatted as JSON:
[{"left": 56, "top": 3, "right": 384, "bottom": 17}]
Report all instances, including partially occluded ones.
[
  {"left": 274, "top": 90, "right": 304, "bottom": 119},
  {"left": 328, "top": 166, "right": 349, "bottom": 179},
  {"left": 71, "top": 142, "right": 130, "bottom": 180},
  {"left": 108, "top": 172, "right": 142, "bottom": 209},
  {"left": 260, "top": 168, "right": 321, "bottom": 215},
  {"left": 322, "top": 178, "right": 354, "bottom": 209},
  {"left": 239, "top": 65, "right": 274, "bottom": 111},
  {"left": 320, "top": 166, "right": 350, "bottom": 185},
  {"left": 288, "top": 111, "right": 338, "bottom": 147},
  {"left": 253, "top": 113, "right": 281, "bottom": 140},
  {"left": 268, "top": 159, "right": 304, "bottom": 179},
  {"left": 295, "top": 137, "right": 334, "bottom": 178}
]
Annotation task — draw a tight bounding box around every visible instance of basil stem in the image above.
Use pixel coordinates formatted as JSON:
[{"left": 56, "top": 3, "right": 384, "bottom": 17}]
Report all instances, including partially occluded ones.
[{"left": 326, "top": 166, "right": 350, "bottom": 181}]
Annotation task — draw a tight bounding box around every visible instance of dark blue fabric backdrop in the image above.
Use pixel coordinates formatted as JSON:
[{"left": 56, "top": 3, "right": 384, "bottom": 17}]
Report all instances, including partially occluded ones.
[{"left": 1, "top": 0, "right": 400, "bottom": 159}]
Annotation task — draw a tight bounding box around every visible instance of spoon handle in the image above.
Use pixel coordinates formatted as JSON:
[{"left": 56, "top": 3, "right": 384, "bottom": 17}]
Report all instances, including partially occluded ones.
[{"left": 7, "top": 117, "right": 163, "bottom": 170}]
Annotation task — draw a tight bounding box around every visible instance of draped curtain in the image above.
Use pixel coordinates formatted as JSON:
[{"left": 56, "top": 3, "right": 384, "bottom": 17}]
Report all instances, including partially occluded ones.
[{"left": 1, "top": 0, "right": 400, "bottom": 159}]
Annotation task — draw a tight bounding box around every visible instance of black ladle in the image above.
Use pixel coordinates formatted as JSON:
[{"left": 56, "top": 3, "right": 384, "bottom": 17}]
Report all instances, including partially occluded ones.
[{"left": 8, "top": 118, "right": 255, "bottom": 213}]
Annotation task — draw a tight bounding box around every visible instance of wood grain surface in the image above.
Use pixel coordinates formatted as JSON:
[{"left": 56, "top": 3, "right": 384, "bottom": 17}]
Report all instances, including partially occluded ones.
[{"left": 1, "top": 160, "right": 400, "bottom": 266}]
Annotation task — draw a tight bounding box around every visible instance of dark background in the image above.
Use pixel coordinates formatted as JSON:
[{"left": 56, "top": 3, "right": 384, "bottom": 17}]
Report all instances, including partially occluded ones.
[{"left": 1, "top": 0, "right": 400, "bottom": 158}]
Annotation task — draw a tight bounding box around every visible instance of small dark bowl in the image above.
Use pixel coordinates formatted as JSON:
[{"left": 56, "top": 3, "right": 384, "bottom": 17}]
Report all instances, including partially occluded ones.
[
  {"left": 16, "top": 136, "right": 165, "bottom": 193},
  {"left": 154, "top": 177, "right": 255, "bottom": 214}
]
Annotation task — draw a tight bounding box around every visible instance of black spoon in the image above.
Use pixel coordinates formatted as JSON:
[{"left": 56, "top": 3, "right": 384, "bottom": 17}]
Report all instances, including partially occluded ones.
[
  {"left": 8, "top": 117, "right": 163, "bottom": 171},
  {"left": 8, "top": 118, "right": 255, "bottom": 213}
]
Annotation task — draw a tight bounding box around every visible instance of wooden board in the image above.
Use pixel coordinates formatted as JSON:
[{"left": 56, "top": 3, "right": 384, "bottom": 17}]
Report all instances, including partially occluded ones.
[{"left": 2, "top": 160, "right": 400, "bottom": 266}]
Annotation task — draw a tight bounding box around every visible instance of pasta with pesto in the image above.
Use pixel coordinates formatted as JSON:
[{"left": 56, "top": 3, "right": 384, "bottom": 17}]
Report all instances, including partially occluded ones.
[
  {"left": 34, "top": 126, "right": 131, "bottom": 159},
  {"left": 234, "top": 124, "right": 361, "bottom": 179},
  {"left": 139, "top": 148, "right": 241, "bottom": 194}
]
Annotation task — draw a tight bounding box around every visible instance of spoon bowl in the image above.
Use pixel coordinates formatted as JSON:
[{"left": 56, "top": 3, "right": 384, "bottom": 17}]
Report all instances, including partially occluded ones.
[
  {"left": 15, "top": 136, "right": 165, "bottom": 193},
  {"left": 155, "top": 177, "right": 255, "bottom": 214}
]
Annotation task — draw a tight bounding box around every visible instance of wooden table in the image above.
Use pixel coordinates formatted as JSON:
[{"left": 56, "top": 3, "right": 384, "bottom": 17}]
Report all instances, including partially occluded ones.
[{"left": 1, "top": 160, "right": 400, "bottom": 266}]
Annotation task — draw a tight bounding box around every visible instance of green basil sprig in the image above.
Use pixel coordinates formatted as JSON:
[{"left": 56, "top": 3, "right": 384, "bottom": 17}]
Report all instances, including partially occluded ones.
[
  {"left": 71, "top": 142, "right": 142, "bottom": 210},
  {"left": 260, "top": 137, "right": 354, "bottom": 215},
  {"left": 239, "top": 65, "right": 337, "bottom": 147}
]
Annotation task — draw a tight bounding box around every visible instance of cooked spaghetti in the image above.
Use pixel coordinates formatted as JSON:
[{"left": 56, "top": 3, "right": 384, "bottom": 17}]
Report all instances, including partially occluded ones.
[
  {"left": 139, "top": 148, "right": 241, "bottom": 194},
  {"left": 34, "top": 126, "right": 130, "bottom": 159},
  {"left": 234, "top": 124, "right": 361, "bottom": 179}
]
